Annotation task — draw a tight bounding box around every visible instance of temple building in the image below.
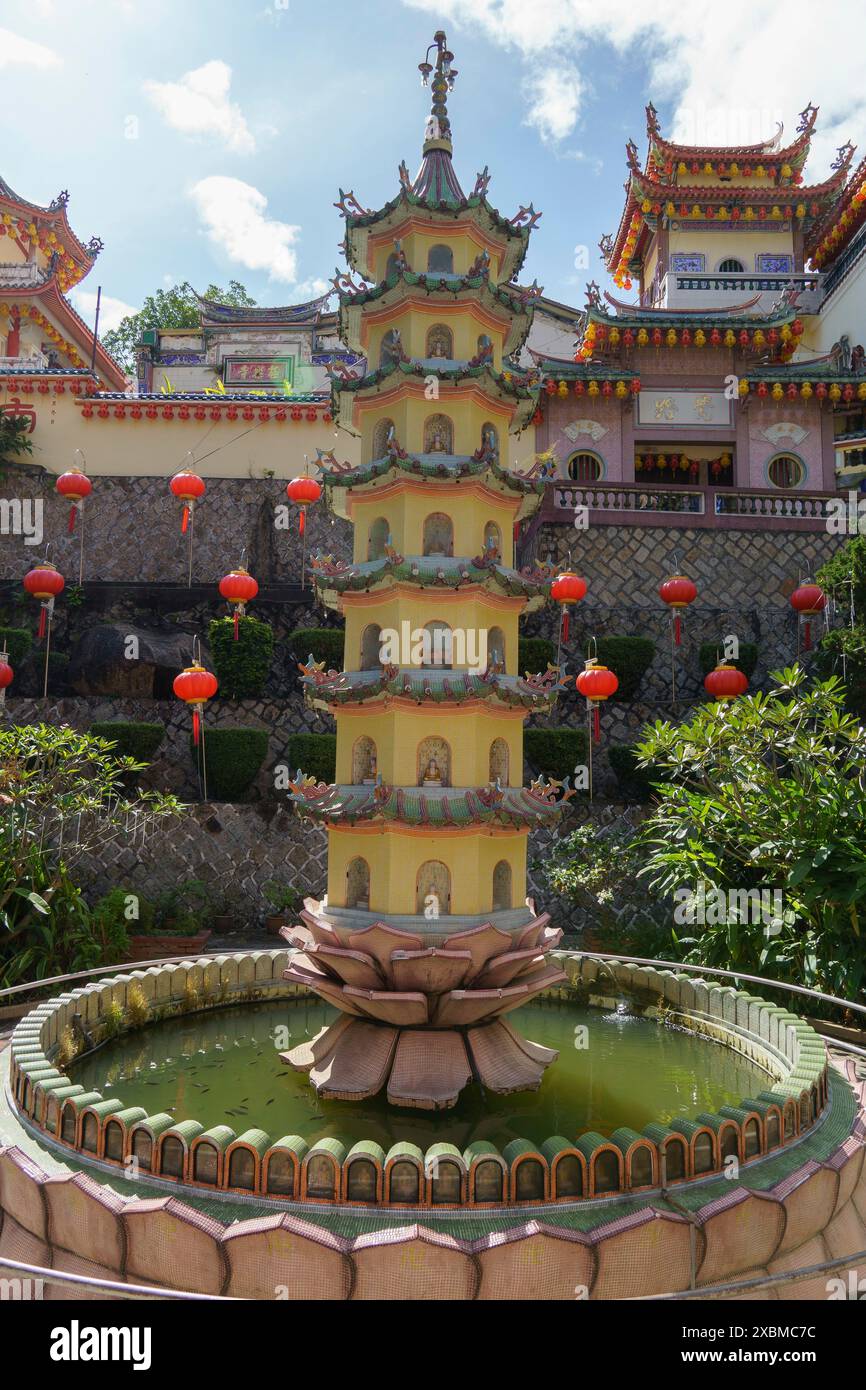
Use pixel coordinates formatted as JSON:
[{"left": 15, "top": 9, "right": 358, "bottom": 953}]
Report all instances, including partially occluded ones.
[
  {"left": 281, "top": 32, "right": 569, "bottom": 1111},
  {"left": 530, "top": 103, "right": 866, "bottom": 528}
]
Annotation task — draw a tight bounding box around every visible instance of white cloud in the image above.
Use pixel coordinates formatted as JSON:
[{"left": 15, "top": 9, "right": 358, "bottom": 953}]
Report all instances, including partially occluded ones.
[
  {"left": 0, "top": 27, "right": 61, "bottom": 69},
  {"left": 400, "top": 0, "right": 866, "bottom": 173},
  {"left": 143, "top": 60, "right": 255, "bottom": 155},
  {"left": 190, "top": 176, "right": 302, "bottom": 283},
  {"left": 72, "top": 291, "right": 138, "bottom": 334},
  {"left": 292, "top": 278, "right": 331, "bottom": 300},
  {"left": 523, "top": 64, "right": 583, "bottom": 143}
]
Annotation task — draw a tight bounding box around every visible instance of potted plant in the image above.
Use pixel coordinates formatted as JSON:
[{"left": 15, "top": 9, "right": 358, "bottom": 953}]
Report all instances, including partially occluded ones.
[
  {"left": 263, "top": 881, "right": 301, "bottom": 936},
  {"left": 127, "top": 880, "right": 213, "bottom": 961}
]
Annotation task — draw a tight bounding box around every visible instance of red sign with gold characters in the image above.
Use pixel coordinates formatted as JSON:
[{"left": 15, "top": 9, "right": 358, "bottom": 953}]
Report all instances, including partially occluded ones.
[{"left": 222, "top": 356, "right": 293, "bottom": 388}]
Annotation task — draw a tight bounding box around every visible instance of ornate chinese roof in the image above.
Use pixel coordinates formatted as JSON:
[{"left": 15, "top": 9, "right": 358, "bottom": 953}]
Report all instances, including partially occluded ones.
[
  {"left": 309, "top": 549, "right": 555, "bottom": 603},
  {"left": 299, "top": 661, "right": 568, "bottom": 711},
  {"left": 195, "top": 292, "right": 332, "bottom": 327},
  {"left": 329, "top": 356, "right": 540, "bottom": 432},
  {"left": 807, "top": 153, "right": 866, "bottom": 267},
  {"left": 314, "top": 446, "right": 551, "bottom": 514},
  {"left": 287, "top": 777, "right": 573, "bottom": 828},
  {"left": 0, "top": 176, "right": 103, "bottom": 294},
  {"left": 644, "top": 101, "right": 817, "bottom": 174}
]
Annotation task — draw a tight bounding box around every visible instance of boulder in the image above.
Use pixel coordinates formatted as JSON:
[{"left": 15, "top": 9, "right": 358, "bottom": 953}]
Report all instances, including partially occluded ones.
[{"left": 68, "top": 624, "right": 210, "bottom": 697}]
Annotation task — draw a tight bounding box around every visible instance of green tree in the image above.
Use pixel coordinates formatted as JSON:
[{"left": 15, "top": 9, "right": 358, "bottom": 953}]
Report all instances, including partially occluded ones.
[
  {"left": 0, "top": 413, "right": 34, "bottom": 467},
  {"left": 102, "top": 280, "right": 256, "bottom": 370},
  {"left": 633, "top": 667, "right": 866, "bottom": 1002}
]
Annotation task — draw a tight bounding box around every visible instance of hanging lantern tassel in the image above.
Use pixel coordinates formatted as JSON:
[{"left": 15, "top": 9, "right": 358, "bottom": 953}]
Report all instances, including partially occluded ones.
[
  {"left": 67, "top": 503, "right": 77, "bottom": 534},
  {"left": 674, "top": 612, "right": 682, "bottom": 646},
  {"left": 550, "top": 572, "right": 587, "bottom": 655},
  {"left": 181, "top": 504, "right": 191, "bottom": 534},
  {"left": 576, "top": 659, "right": 619, "bottom": 743},
  {"left": 192, "top": 707, "right": 201, "bottom": 746},
  {"left": 790, "top": 583, "right": 827, "bottom": 656},
  {"left": 38, "top": 602, "right": 47, "bottom": 640},
  {"left": 299, "top": 506, "right": 306, "bottom": 537}
]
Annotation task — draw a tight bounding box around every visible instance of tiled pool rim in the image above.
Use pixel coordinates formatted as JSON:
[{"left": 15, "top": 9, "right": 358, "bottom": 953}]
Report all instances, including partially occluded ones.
[{"left": 6, "top": 950, "right": 832, "bottom": 1211}]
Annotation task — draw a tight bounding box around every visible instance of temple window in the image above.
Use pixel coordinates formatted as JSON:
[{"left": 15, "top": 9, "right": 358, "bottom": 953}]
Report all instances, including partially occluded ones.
[
  {"left": 388, "top": 1161, "right": 420, "bottom": 1203},
  {"left": 132, "top": 1130, "right": 153, "bottom": 1172},
  {"left": 360, "top": 623, "right": 383, "bottom": 670},
  {"left": 352, "top": 737, "right": 377, "bottom": 784},
  {"left": 346, "top": 1158, "right": 378, "bottom": 1202},
  {"left": 488, "top": 626, "right": 505, "bottom": 665},
  {"left": 767, "top": 453, "right": 804, "bottom": 488},
  {"left": 427, "top": 243, "right": 454, "bottom": 274},
  {"left": 160, "top": 1137, "right": 184, "bottom": 1179},
  {"left": 424, "top": 412, "right": 453, "bottom": 454},
  {"left": 783, "top": 1102, "right": 796, "bottom": 1139},
  {"left": 663, "top": 1138, "right": 686, "bottom": 1182},
  {"left": 367, "top": 516, "right": 390, "bottom": 560},
  {"left": 473, "top": 1160, "right": 504, "bottom": 1202},
  {"left": 266, "top": 1153, "right": 295, "bottom": 1195},
  {"left": 720, "top": 1125, "right": 740, "bottom": 1162},
  {"left": 193, "top": 1143, "right": 219, "bottom": 1185},
  {"left": 422, "top": 621, "right": 453, "bottom": 668},
  {"left": 416, "top": 860, "right": 451, "bottom": 915},
  {"left": 228, "top": 1147, "right": 255, "bottom": 1190},
  {"left": 567, "top": 451, "right": 602, "bottom": 482},
  {"left": 630, "top": 1146, "right": 654, "bottom": 1188},
  {"left": 430, "top": 1159, "right": 462, "bottom": 1204},
  {"left": 104, "top": 1121, "right": 124, "bottom": 1163},
  {"left": 417, "top": 735, "right": 450, "bottom": 787},
  {"left": 593, "top": 1150, "right": 620, "bottom": 1194},
  {"left": 379, "top": 329, "right": 402, "bottom": 369},
  {"left": 81, "top": 1113, "right": 99, "bottom": 1154},
  {"left": 744, "top": 1118, "right": 761, "bottom": 1158},
  {"left": 346, "top": 857, "right": 370, "bottom": 909},
  {"left": 718, "top": 257, "right": 745, "bottom": 272},
  {"left": 554, "top": 1155, "right": 583, "bottom": 1198},
  {"left": 372, "top": 418, "right": 395, "bottom": 459},
  {"left": 765, "top": 1111, "right": 780, "bottom": 1149},
  {"left": 492, "top": 859, "right": 512, "bottom": 911},
  {"left": 515, "top": 1158, "right": 545, "bottom": 1201},
  {"left": 489, "top": 738, "right": 509, "bottom": 784},
  {"left": 306, "top": 1154, "right": 336, "bottom": 1199},
  {"left": 693, "top": 1132, "right": 714, "bottom": 1174},
  {"left": 483, "top": 521, "right": 502, "bottom": 556},
  {"left": 422, "top": 511, "right": 453, "bottom": 556},
  {"left": 425, "top": 323, "right": 453, "bottom": 359}
]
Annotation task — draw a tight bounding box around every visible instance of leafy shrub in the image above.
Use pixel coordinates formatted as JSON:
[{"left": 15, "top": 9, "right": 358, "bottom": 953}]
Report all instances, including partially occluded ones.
[
  {"left": 592, "top": 636, "right": 655, "bottom": 700},
  {"left": 524, "top": 727, "right": 587, "bottom": 780},
  {"left": 92, "top": 886, "right": 155, "bottom": 936},
  {"left": 518, "top": 636, "right": 557, "bottom": 674},
  {"left": 46, "top": 651, "right": 70, "bottom": 695},
  {"left": 153, "top": 880, "right": 212, "bottom": 934},
  {"left": 698, "top": 641, "right": 758, "bottom": 678},
  {"left": 608, "top": 743, "right": 668, "bottom": 802},
  {"left": 209, "top": 615, "right": 274, "bottom": 697},
  {"left": 190, "top": 727, "right": 268, "bottom": 800},
  {"left": 90, "top": 721, "right": 165, "bottom": 763},
  {"left": 0, "top": 626, "right": 32, "bottom": 667},
  {"left": 288, "top": 627, "right": 344, "bottom": 669},
  {"left": 125, "top": 982, "right": 150, "bottom": 1029},
  {"left": 815, "top": 627, "right": 866, "bottom": 719},
  {"left": 817, "top": 531, "right": 866, "bottom": 615},
  {"left": 285, "top": 732, "right": 336, "bottom": 783}
]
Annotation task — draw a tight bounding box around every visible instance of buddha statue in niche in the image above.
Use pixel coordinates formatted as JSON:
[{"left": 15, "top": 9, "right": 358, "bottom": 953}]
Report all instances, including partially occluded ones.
[{"left": 423, "top": 757, "right": 442, "bottom": 785}]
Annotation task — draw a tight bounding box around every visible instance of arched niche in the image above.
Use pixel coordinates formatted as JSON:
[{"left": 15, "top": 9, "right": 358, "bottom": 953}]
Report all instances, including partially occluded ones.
[
  {"left": 473, "top": 1160, "right": 504, "bottom": 1203},
  {"left": 379, "top": 328, "right": 401, "bottom": 369},
  {"left": 422, "top": 511, "right": 454, "bottom": 556},
  {"left": 481, "top": 421, "right": 498, "bottom": 454},
  {"left": 385, "top": 252, "right": 402, "bottom": 278},
  {"left": 483, "top": 520, "right": 502, "bottom": 556},
  {"left": 228, "top": 1147, "right": 256, "bottom": 1191},
  {"left": 367, "top": 516, "right": 390, "bottom": 560},
  {"left": 388, "top": 1160, "right": 421, "bottom": 1203},
  {"left": 427, "top": 243, "right": 454, "bottom": 274},
  {"left": 477, "top": 334, "right": 493, "bottom": 358},
  {"left": 424, "top": 413, "right": 453, "bottom": 454},
  {"left": 425, "top": 323, "right": 453, "bottom": 359},
  {"left": 489, "top": 738, "right": 509, "bottom": 784},
  {"left": 346, "top": 1158, "right": 378, "bottom": 1203},
  {"left": 372, "top": 418, "right": 395, "bottom": 459},
  {"left": 352, "top": 737, "right": 377, "bottom": 784},
  {"left": 346, "top": 857, "right": 370, "bottom": 910},
  {"left": 417, "top": 735, "right": 451, "bottom": 787},
  {"left": 422, "top": 621, "right": 453, "bottom": 669},
  {"left": 360, "top": 623, "right": 383, "bottom": 670},
  {"left": 416, "top": 860, "right": 451, "bottom": 916},
  {"left": 492, "top": 859, "right": 512, "bottom": 911},
  {"left": 488, "top": 626, "right": 506, "bottom": 666}
]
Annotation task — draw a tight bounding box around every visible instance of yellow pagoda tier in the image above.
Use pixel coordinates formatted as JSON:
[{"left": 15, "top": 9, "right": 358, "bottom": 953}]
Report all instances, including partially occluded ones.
[{"left": 282, "top": 32, "right": 572, "bottom": 1110}]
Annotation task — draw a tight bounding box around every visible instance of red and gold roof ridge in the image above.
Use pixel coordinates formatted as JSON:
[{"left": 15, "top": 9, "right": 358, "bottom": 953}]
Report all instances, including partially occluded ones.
[
  {"left": 643, "top": 100, "right": 817, "bottom": 169},
  {"left": 807, "top": 152, "right": 866, "bottom": 267},
  {"left": 0, "top": 175, "right": 103, "bottom": 291}
]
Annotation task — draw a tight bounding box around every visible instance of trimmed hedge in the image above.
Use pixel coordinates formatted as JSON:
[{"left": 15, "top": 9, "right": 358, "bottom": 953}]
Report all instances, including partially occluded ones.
[
  {"left": 285, "top": 732, "right": 336, "bottom": 784},
  {"left": 593, "top": 636, "right": 655, "bottom": 700},
  {"left": 90, "top": 721, "right": 165, "bottom": 763},
  {"left": 209, "top": 615, "right": 274, "bottom": 698},
  {"left": 0, "top": 626, "right": 32, "bottom": 667},
  {"left": 608, "top": 743, "right": 668, "bottom": 803},
  {"left": 518, "top": 636, "right": 557, "bottom": 674},
  {"left": 190, "top": 727, "right": 269, "bottom": 800},
  {"left": 288, "top": 627, "right": 344, "bottom": 669},
  {"left": 698, "top": 641, "right": 758, "bottom": 679},
  {"left": 524, "top": 727, "right": 587, "bottom": 780}
]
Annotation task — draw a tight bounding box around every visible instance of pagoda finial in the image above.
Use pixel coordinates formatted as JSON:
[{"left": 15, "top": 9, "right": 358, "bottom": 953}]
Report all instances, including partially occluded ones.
[
  {"left": 646, "top": 102, "right": 660, "bottom": 137},
  {"left": 797, "top": 102, "right": 819, "bottom": 136},
  {"left": 418, "top": 30, "right": 458, "bottom": 154}
]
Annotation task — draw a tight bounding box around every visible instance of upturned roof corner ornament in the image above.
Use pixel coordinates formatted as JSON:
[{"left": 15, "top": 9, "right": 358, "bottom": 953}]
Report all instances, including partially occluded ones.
[
  {"left": 511, "top": 203, "right": 542, "bottom": 231},
  {"left": 472, "top": 165, "right": 491, "bottom": 197},
  {"left": 585, "top": 279, "right": 602, "bottom": 309},
  {"left": 625, "top": 139, "right": 641, "bottom": 173},
  {"left": 49, "top": 189, "right": 70, "bottom": 211},
  {"left": 797, "top": 102, "right": 819, "bottom": 135},
  {"left": 398, "top": 160, "right": 411, "bottom": 190},
  {"left": 645, "top": 101, "right": 660, "bottom": 136},
  {"left": 598, "top": 232, "right": 614, "bottom": 260},
  {"left": 832, "top": 141, "right": 857, "bottom": 173},
  {"left": 334, "top": 188, "right": 371, "bottom": 219},
  {"left": 85, "top": 236, "right": 104, "bottom": 258}
]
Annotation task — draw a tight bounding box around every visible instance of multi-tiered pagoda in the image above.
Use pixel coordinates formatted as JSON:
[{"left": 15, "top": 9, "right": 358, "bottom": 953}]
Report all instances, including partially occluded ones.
[{"left": 282, "top": 32, "right": 571, "bottom": 1110}]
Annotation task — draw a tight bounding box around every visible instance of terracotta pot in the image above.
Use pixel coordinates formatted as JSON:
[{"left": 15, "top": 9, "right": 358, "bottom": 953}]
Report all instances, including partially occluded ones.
[
  {"left": 126, "top": 929, "right": 212, "bottom": 963},
  {"left": 211, "top": 915, "right": 234, "bottom": 933},
  {"left": 265, "top": 913, "right": 288, "bottom": 937}
]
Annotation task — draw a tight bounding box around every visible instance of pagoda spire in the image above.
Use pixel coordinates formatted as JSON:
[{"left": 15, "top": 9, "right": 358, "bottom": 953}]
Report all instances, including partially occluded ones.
[{"left": 418, "top": 30, "right": 457, "bottom": 154}]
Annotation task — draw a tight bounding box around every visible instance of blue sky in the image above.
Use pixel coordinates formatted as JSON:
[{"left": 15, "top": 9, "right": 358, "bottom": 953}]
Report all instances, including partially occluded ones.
[{"left": 2, "top": 0, "right": 863, "bottom": 332}]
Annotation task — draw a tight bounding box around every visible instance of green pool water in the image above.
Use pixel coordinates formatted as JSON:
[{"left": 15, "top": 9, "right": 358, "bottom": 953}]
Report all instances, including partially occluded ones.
[{"left": 69, "top": 996, "right": 773, "bottom": 1152}]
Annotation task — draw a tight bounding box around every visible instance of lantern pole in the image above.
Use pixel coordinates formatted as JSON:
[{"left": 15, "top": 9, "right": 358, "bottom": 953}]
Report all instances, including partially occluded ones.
[
  {"left": 188, "top": 505, "right": 195, "bottom": 588},
  {"left": 587, "top": 697, "right": 593, "bottom": 802},
  {"left": 42, "top": 598, "right": 53, "bottom": 700}
]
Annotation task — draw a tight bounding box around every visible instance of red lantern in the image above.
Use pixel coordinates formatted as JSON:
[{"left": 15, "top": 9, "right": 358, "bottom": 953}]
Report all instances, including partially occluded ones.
[
  {"left": 790, "top": 583, "right": 826, "bottom": 652},
  {"left": 704, "top": 662, "right": 748, "bottom": 701},
  {"left": 623, "top": 329, "right": 635, "bottom": 348},
  {"left": 545, "top": 378, "right": 556, "bottom": 396},
  {"left": 709, "top": 328, "right": 721, "bottom": 347},
  {"left": 573, "top": 381, "right": 585, "bottom": 397},
  {"left": 173, "top": 664, "right": 218, "bottom": 746},
  {"left": 815, "top": 382, "right": 827, "bottom": 399},
  {"left": 576, "top": 658, "right": 619, "bottom": 740},
  {"left": 286, "top": 476, "right": 322, "bottom": 537},
  {"left": 219, "top": 567, "right": 259, "bottom": 641},
  {"left": 630, "top": 377, "right": 641, "bottom": 395},
  {"left": 652, "top": 327, "right": 663, "bottom": 348},
  {"left": 169, "top": 468, "right": 206, "bottom": 533},
  {"left": 739, "top": 329, "right": 750, "bottom": 348},
  {"left": 787, "top": 383, "right": 798, "bottom": 399},
  {"left": 0, "top": 651, "right": 13, "bottom": 704},
  {"left": 56, "top": 467, "right": 92, "bottom": 532},
  {"left": 659, "top": 574, "right": 697, "bottom": 645},
  {"left": 601, "top": 380, "right": 613, "bottom": 396},
  {"left": 791, "top": 318, "right": 804, "bottom": 337},
  {"left": 767, "top": 328, "right": 778, "bottom": 346},
  {"left": 23, "top": 563, "right": 65, "bottom": 639},
  {"left": 550, "top": 571, "right": 587, "bottom": 643},
  {"left": 680, "top": 328, "right": 692, "bottom": 347},
  {"left": 756, "top": 381, "right": 769, "bottom": 398}
]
